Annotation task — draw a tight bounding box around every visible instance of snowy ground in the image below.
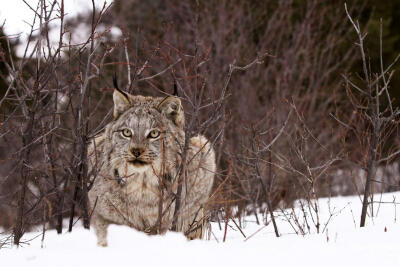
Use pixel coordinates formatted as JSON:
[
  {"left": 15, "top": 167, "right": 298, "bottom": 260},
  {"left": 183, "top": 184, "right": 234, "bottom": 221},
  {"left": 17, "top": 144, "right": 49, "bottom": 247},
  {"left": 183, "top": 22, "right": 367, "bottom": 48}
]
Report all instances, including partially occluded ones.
[{"left": 1, "top": 192, "right": 400, "bottom": 266}]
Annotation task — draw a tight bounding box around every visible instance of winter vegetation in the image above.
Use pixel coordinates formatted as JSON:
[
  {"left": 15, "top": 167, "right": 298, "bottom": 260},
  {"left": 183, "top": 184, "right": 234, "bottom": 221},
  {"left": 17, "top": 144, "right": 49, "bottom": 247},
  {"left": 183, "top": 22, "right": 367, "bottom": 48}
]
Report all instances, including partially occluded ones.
[
  {"left": 1, "top": 192, "right": 400, "bottom": 266},
  {"left": 1, "top": 0, "right": 400, "bottom": 265}
]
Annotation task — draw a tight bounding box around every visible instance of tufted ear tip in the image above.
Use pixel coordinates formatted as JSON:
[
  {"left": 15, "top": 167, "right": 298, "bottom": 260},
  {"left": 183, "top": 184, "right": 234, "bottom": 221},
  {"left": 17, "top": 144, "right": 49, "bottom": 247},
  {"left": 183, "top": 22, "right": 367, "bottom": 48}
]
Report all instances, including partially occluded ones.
[
  {"left": 113, "top": 88, "right": 130, "bottom": 119},
  {"left": 157, "top": 96, "right": 185, "bottom": 128}
]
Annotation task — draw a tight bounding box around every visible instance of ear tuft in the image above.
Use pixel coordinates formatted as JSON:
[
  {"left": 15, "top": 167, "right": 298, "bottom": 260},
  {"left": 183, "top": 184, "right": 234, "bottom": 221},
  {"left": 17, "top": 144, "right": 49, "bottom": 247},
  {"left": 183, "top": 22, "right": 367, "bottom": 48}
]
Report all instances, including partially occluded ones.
[
  {"left": 113, "top": 89, "right": 131, "bottom": 119},
  {"left": 157, "top": 97, "right": 184, "bottom": 128}
]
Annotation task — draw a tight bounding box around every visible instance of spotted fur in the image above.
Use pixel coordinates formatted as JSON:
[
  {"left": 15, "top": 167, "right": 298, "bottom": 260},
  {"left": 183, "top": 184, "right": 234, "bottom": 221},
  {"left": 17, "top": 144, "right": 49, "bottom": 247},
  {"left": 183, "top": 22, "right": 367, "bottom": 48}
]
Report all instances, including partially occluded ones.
[{"left": 88, "top": 91, "right": 215, "bottom": 246}]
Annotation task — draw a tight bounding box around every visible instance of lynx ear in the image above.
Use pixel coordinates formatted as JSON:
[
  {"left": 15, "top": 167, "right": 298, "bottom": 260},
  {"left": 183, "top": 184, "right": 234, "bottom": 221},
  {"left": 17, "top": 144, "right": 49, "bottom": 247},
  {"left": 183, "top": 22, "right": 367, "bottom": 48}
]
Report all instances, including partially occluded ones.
[
  {"left": 157, "top": 96, "right": 184, "bottom": 128},
  {"left": 113, "top": 89, "right": 131, "bottom": 119}
]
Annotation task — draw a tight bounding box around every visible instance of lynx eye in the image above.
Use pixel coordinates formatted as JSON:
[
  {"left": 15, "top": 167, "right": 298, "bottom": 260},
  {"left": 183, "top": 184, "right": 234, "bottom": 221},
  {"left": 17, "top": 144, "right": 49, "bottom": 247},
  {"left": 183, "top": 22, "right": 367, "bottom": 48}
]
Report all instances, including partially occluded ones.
[
  {"left": 121, "top": 128, "right": 132, "bottom": 138},
  {"left": 148, "top": 129, "right": 160, "bottom": 139}
]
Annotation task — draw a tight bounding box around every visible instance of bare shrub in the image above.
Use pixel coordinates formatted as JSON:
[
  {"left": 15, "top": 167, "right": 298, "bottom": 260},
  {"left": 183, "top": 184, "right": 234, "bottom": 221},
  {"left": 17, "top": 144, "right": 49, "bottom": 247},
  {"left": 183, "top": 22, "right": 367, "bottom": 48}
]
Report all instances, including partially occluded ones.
[
  {"left": 1, "top": 0, "right": 399, "bottom": 246},
  {"left": 332, "top": 5, "right": 400, "bottom": 227}
]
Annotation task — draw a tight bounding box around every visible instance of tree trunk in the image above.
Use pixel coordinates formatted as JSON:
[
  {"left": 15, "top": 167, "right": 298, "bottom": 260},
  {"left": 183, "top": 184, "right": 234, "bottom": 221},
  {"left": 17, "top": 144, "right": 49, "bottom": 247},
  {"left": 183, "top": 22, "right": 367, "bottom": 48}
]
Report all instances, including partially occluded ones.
[
  {"left": 13, "top": 116, "right": 35, "bottom": 245},
  {"left": 360, "top": 130, "right": 378, "bottom": 227}
]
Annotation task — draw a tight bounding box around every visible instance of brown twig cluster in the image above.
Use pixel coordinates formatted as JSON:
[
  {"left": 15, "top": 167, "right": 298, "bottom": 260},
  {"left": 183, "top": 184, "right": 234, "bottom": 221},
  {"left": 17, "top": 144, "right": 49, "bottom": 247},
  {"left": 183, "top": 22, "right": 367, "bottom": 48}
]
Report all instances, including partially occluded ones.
[{"left": 0, "top": 0, "right": 399, "bottom": 247}]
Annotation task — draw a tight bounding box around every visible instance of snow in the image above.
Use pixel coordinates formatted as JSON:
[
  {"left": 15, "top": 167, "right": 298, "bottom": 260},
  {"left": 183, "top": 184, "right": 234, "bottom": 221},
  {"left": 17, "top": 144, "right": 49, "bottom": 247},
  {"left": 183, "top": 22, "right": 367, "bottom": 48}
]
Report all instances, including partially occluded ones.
[
  {"left": 0, "top": 0, "right": 118, "bottom": 57},
  {"left": 0, "top": 0, "right": 110, "bottom": 36},
  {"left": 1, "top": 192, "right": 400, "bottom": 266}
]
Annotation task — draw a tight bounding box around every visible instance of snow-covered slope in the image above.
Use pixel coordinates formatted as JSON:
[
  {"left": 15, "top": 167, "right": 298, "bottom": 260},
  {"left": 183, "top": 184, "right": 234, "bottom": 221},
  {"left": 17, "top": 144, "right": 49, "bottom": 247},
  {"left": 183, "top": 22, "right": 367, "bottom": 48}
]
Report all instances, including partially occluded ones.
[{"left": 1, "top": 192, "right": 400, "bottom": 267}]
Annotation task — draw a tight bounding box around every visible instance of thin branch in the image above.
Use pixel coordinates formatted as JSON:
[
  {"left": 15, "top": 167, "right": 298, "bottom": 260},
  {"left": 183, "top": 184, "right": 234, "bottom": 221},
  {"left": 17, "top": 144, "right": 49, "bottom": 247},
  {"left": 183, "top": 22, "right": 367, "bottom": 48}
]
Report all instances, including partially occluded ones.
[
  {"left": 259, "top": 108, "right": 292, "bottom": 152},
  {"left": 137, "top": 58, "right": 182, "bottom": 81}
]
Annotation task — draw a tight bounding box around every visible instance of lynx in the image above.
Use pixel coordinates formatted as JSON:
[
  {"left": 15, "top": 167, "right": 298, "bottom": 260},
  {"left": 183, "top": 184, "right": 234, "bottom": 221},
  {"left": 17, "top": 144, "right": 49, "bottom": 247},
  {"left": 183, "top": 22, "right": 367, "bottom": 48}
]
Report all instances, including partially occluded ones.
[{"left": 88, "top": 88, "right": 215, "bottom": 246}]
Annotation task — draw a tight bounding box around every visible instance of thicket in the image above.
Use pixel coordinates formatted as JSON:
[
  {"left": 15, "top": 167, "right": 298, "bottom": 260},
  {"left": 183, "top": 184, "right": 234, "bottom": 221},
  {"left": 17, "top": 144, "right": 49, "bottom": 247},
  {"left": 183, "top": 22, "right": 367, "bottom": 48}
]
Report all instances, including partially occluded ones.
[{"left": 0, "top": 0, "right": 399, "bottom": 245}]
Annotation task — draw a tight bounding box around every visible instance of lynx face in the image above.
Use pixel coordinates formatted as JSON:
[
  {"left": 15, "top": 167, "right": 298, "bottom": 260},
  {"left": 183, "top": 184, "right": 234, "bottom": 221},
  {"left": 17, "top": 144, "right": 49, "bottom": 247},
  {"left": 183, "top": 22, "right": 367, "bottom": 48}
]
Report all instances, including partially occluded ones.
[
  {"left": 105, "top": 90, "right": 185, "bottom": 181},
  {"left": 108, "top": 106, "right": 164, "bottom": 172}
]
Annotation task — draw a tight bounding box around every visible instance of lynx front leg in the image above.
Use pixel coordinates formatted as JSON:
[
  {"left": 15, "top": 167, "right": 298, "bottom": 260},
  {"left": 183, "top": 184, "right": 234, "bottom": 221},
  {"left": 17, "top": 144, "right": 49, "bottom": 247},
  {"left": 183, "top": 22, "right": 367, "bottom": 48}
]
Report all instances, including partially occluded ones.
[
  {"left": 92, "top": 214, "right": 109, "bottom": 247},
  {"left": 184, "top": 207, "right": 210, "bottom": 240}
]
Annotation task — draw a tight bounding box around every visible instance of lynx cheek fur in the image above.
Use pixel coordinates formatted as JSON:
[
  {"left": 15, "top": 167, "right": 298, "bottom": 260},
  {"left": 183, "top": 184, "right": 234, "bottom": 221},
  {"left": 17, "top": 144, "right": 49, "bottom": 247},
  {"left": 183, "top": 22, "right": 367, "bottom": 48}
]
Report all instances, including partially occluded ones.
[{"left": 88, "top": 89, "right": 215, "bottom": 246}]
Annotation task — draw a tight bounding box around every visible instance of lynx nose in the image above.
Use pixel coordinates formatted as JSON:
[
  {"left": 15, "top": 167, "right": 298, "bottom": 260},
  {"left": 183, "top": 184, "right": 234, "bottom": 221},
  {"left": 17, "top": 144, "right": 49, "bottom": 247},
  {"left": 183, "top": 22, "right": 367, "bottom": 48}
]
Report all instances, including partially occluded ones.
[{"left": 131, "top": 147, "right": 144, "bottom": 158}]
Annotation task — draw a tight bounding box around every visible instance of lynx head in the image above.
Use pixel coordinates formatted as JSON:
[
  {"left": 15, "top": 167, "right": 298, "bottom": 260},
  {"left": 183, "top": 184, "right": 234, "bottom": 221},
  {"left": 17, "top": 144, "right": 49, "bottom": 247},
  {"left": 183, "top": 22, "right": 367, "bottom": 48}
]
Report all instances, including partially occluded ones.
[{"left": 105, "top": 88, "right": 185, "bottom": 179}]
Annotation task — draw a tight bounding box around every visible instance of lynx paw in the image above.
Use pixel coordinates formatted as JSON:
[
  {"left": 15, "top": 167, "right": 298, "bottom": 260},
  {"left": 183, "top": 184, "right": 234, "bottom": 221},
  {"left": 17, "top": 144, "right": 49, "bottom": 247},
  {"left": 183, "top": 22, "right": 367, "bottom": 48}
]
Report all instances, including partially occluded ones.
[{"left": 97, "top": 239, "right": 108, "bottom": 247}]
